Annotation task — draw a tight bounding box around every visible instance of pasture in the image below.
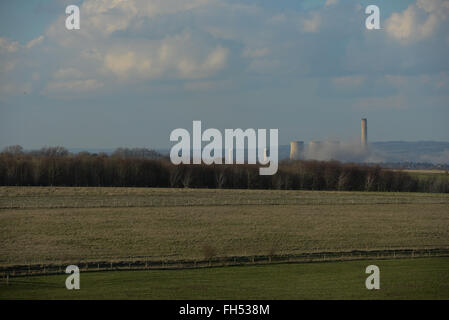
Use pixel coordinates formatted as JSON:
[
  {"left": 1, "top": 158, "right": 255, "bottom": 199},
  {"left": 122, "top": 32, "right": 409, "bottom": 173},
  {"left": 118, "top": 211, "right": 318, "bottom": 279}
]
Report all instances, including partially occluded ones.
[
  {"left": 1, "top": 258, "right": 448, "bottom": 299},
  {"left": 1, "top": 187, "right": 448, "bottom": 266}
]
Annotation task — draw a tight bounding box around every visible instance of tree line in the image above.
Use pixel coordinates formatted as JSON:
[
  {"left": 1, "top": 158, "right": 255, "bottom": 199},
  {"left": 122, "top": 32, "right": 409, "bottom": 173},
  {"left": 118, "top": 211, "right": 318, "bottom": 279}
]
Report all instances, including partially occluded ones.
[{"left": 0, "top": 146, "right": 448, "bottom": 193}]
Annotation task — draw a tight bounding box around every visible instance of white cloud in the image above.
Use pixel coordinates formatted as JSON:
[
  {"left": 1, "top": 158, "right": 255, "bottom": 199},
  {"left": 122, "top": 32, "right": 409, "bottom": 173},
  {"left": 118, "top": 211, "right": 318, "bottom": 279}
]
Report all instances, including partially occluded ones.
[
  {"left": 417, "top": 0, "right": 449, "bottom": 13},
  {"left": 102, "top": 33, "right": 229, "bottom": 80},
  {"left": 26, "top": 36, "right": 45, "bottom": 49},
  {"left": 386, "top": 0, "right": 449, "bottom": 43},
  {"left": 104, "top": 52, "right": 138, "bottom": 76},
  {"left": 0, "top": 37, "right": 19, "bottom": 53},
  {"left": 0, "top": 35, "right": 44, "bottom": 53},
  {"left": 202, "top": 46, "right": 228, "bottom": 73},
  {"left": 40, "top": 0, "right": 230, "bottom": 86},
  {"left": 80, "top": 0, "right": 217, "bottom": 36}
]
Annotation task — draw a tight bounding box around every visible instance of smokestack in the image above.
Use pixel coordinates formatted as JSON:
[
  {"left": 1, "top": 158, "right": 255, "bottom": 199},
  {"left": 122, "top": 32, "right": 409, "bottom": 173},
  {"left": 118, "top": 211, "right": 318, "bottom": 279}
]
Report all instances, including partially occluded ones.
[
  {"left": 289, "top": 141, "right": 304, "bottom": 160},
  {"left": 361, "top": 118, "right": 368, "bottom": 148}
]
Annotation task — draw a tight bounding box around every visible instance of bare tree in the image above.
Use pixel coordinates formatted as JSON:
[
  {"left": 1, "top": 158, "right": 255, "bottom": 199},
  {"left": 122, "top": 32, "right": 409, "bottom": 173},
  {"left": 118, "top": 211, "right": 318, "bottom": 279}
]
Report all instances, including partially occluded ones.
[
  {"left": 169, "top": 166, "right": 182, "bottom": 187},
  {"left": 39, "top": 146, "right": 68, "bottom": 157},
  {"left": 365, "top": 171, "right": 376, "bottom": 191},
  {"left": 2, "top": 145, "right": 23, "bottom": 155},
  {"left": 215, "top": 168, "right": 226, "bottom": 188},
  {"left": 182, "top": 169, "right": 192, "bottom": 188},
  {"left": 112, "top": 147, "right": 162, "bottom": 159},
  {"left": 337, "top": 171, "right": 349, "bottom": 191}
]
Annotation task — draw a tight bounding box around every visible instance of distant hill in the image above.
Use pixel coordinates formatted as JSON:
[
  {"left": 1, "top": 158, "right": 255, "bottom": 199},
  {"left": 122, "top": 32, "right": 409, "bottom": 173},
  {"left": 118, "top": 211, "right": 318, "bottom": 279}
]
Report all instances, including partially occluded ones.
[{"left": 371, "top": 141, "right": 449, "bottom": 164}]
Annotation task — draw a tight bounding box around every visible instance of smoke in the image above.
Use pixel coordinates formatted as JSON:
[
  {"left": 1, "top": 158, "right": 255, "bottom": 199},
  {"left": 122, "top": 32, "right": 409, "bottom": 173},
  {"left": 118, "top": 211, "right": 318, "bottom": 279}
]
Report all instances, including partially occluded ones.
[{"left": 304, "top": 139, "right": 385, "bottom": 163}]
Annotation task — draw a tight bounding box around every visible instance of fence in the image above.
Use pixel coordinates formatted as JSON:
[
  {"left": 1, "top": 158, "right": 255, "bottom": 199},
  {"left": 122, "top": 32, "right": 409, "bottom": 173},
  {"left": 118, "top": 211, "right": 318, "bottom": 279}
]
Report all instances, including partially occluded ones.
[{"left": 1, "top": 248, "right": 448, "bottom": 278}]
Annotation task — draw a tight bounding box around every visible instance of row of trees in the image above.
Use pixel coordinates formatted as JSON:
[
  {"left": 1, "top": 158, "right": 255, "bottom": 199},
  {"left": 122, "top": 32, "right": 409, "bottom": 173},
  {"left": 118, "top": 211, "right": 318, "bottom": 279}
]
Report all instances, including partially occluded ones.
[
  {"left": 2, "top": 145, "right": 164, "bottom": 159},
  {"left": 1, "top": 149, "right": 448, "bottom": 193}
]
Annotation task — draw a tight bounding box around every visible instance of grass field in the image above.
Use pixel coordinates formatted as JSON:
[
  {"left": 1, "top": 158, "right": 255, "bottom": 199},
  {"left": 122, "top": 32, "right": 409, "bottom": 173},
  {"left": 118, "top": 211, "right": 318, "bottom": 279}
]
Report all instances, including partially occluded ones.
[
  {"left": 396, "top": 169, "right": 449, "bottom": 184},
  {"left": 1, "top": 187, "right": 449, "bottom": 266},
  {"left": 1, "top": 257, "right": 448, "bottom": 299}
]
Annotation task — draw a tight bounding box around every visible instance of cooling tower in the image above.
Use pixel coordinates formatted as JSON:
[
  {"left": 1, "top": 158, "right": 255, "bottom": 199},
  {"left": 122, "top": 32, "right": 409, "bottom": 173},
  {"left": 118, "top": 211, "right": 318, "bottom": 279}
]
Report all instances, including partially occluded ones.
[
  {"left": 308, "top": 141, "right": 322, "bottom": 154},
  {"left": 361, "top": 118, "right": 368, "bottom": 147},
  {"left": 289, "top": 141, "right": 304, "bottom": 160}
]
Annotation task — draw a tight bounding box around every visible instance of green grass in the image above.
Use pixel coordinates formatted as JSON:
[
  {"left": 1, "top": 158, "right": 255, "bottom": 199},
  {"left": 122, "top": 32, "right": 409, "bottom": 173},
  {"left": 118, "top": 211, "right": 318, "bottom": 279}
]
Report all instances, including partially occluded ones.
[
  {"left": 1, "top": 187, "right": 448, "bottom": 266},
  {"left": 1, "top": 258, "right": 448, "bottom": 299},
  {"left": 398, "top": 170, "right": 449, "bottom": 190}
]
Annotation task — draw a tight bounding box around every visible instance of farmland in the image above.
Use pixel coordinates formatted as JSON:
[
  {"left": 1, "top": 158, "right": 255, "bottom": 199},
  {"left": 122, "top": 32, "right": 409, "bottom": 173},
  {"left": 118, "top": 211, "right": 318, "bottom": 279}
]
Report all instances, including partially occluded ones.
[
  {"left": 0, "top": 187, "right": 448, "bottom": 266},
  {"left": 400, "top": 169, "right": 449, "bottom": 183},
  {"left": 1, "top": 257, "right": 448, "bottom": 299}
]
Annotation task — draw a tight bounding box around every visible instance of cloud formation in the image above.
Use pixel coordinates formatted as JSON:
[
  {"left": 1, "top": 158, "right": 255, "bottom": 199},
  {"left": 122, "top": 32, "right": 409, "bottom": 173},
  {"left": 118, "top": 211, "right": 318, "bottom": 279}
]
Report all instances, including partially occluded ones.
[
  {"left": 0, "top": 0, "right": 448, "bottom": 115},
  {"left": 386, "top": 0, "right": 449, "bottom": 43},
  {"left": 0, "top": 37, "right": 19, "bottom": 53}
]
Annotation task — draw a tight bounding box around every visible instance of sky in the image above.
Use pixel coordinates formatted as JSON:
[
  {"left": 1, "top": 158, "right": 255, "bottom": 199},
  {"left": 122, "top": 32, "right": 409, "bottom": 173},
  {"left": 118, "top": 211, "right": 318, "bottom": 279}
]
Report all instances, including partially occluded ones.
[{"left": 0, "top": 0, "right": 448, "bottom": 149}]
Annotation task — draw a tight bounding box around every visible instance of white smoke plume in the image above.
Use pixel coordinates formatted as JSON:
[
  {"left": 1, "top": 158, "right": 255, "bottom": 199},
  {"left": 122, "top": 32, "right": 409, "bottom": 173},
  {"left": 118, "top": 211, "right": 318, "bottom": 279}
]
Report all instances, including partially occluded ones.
[{"left": 304, "top": 140, "right": 386, "bottom": 163}]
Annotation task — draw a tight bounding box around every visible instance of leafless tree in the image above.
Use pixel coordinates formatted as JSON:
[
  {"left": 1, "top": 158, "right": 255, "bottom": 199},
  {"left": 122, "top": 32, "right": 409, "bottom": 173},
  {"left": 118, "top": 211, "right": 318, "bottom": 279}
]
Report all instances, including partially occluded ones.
[
  {"left": 215, "top": 168, "right": 226, "bottom": 188},
  {"left": 2, "top": 145, "right": 23, "bottom": 155}
]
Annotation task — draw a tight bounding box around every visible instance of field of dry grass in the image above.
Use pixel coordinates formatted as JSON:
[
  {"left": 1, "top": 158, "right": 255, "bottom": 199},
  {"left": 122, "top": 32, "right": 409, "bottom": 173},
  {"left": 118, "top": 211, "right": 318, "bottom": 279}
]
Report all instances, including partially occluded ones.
[
  {"left": 1, "top": 187, "right": 448, "bottom": 266},
  {"left": 393, "top": 169, "right": 448, "bottom": 174}
]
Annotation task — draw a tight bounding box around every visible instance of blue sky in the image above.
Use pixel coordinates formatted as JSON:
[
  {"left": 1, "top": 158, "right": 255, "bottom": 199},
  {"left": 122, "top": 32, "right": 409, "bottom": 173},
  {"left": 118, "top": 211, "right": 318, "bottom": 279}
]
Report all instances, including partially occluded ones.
[{"left": 0, "top": 0, "right": 448, "bottom": 149}]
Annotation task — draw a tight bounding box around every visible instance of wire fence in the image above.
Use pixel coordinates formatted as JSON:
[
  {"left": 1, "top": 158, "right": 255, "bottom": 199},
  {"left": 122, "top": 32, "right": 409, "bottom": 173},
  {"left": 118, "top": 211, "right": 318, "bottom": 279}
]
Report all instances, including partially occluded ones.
[
  {"left": 2, "top": 195, "right": 449, "bottom": 210},
  {"left": 2, "top": 247, "right": 448, "bottom": 278}
]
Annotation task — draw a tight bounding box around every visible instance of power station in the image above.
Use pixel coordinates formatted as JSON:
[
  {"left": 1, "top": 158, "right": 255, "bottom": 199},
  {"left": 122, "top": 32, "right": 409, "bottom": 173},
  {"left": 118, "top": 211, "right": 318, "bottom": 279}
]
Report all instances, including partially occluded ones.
[
  {"left": 289, "top": 118, "right": 369, "bottom": 160},
  {"left": 361, "top": 118, "right": 368, "bottom": 148},
  {"left": 289, "top": 141, "right": 304, "bottom": 160}
]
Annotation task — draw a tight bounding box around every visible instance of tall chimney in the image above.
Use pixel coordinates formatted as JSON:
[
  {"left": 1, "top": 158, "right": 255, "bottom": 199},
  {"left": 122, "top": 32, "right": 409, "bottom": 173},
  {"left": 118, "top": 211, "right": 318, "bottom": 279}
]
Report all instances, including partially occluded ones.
[
  {"left": 289, "top": 141, "right": 304, "bottom": 160},
  {"left": 361, "top": 118, "right": 368, "bottom": 147}
]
